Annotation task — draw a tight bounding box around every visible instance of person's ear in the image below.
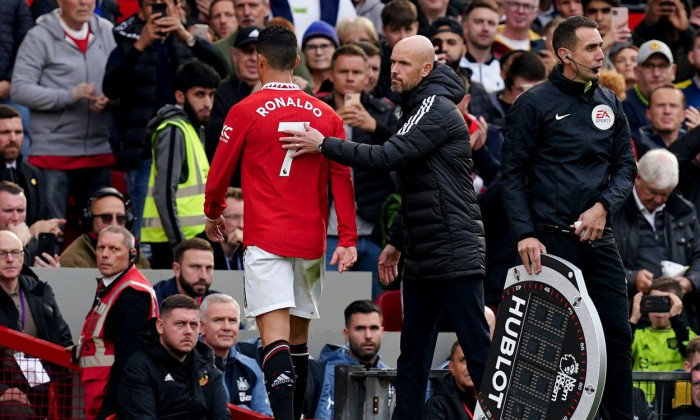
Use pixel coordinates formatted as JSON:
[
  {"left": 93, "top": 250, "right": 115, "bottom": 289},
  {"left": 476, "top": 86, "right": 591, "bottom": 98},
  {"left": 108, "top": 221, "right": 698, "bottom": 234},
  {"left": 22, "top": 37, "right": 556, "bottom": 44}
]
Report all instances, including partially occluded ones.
[{"left": 174, "top": 90, "right": 186, "bottom": 106}]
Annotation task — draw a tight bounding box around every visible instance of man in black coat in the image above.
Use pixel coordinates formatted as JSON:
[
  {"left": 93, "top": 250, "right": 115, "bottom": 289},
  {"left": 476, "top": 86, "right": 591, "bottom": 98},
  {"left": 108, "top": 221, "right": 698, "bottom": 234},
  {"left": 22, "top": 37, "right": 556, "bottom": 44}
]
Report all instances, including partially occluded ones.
[
  {"left": 319, "top": 44, "right": 398, "bottom": 299},
  {"left": 501, "top": 16, "right": 637, "bottom": 418},
  {"left": 0, "top": 105, "right": 46, "bottom": 227},
  {"left": 281, "top": 35, "right": 491, "bottom": 420},
  {"left": 118, "top": 295, "right": 229, "bottom": 419},
  {"left": 0, "top": 230, "right": 72, "bottom": 418}
]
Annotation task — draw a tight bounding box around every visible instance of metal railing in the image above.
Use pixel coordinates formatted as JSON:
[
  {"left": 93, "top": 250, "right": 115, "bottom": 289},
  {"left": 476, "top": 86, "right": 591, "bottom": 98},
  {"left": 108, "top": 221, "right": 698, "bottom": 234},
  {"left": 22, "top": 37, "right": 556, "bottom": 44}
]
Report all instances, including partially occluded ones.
[{"left": 334, "top": 366, "right": 692, "bottom": 419}]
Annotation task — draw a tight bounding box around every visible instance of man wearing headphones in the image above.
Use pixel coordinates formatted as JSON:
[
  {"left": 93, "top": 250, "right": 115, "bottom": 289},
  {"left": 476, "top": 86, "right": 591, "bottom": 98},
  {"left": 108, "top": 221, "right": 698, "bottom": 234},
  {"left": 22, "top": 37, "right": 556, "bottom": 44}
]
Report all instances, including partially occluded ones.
[
  {"left": 501, "top": 16, "right": 637, "bottom": 419},
  {"left": 60, "top": 187, "right": 150, "bottom": 268},
  {"left": 75, "top": 224, "right": 158, "bottom": 419}
]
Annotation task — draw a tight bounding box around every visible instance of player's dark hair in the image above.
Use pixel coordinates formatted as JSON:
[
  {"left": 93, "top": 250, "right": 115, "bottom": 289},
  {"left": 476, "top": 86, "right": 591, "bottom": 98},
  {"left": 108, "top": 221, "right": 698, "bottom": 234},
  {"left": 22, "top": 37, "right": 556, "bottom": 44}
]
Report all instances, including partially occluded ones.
[
  {"left": 331, "top": 44, "right": 368, "bottom": 68},
  {"left": 552, "top": 16, "right": 598, "bottom": 56},
  {"left": 504, "top": 51, "right": 546, "bottom": 89},
  {"left": 257, "top": 25, "right": 299, "bottom": 71},
  {"left": 344, "top": 300, "right": 382, "bottom": 327},
  {"left": 161, "top": 294, "right": 200, "bottom": 318},
  {"left": 0, "top": 105, "right": 21, "bottom": 120},
  {"left": 174, "top": 61, "right": 220, "bottom": 93}
]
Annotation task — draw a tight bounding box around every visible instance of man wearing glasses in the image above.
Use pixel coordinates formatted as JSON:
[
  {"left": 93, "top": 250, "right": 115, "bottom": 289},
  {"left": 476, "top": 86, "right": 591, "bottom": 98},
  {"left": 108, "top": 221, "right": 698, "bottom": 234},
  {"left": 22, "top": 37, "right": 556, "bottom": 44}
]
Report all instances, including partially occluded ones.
[
  {"left": 60, "top": 187, "right": 150, "bottom": 269},
  {"left": 492, "top": 0, "right": 545, "bottom": 57},
  {"left": 623, "top": 40, "right": 677, "bottom": 143},
  {"left": 0, "top": 230, "right": 72, "bottom": 418},
  {"left": 301, "top": 21, "right": 339, "bottom": 95}
]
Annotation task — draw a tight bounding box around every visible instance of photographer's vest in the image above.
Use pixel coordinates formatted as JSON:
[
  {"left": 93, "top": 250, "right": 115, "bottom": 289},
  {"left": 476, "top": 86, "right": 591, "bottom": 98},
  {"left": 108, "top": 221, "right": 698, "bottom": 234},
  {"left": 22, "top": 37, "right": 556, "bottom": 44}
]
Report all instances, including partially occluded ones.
[
  {"left": 78, "top": 265, "right": 158, "bottom": 419},
  {"left": 141, "top": 119, "right": 209, "bottom": 243}
]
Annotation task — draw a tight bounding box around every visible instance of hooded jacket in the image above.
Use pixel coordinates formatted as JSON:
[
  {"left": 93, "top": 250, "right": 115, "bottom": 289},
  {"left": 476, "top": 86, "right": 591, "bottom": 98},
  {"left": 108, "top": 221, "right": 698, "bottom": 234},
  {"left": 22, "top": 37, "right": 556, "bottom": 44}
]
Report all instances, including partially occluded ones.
[
  {"left": 321, "top": 62, "right": 486, "bottom": 280},
  {"left": 501, "top": 65, "right": 637, "bottom": 240},
  {"left": 118, "top": 317, "right": 230, "bottom": 420},
  {"left": 315, "top": 344, "right": 389, "bottom": 419},
  {"left": 11, "top": 9, "right": 115, "bottom": 158},
  {"left": 422, "top": 372, "right": 476, "bottom": 420}
]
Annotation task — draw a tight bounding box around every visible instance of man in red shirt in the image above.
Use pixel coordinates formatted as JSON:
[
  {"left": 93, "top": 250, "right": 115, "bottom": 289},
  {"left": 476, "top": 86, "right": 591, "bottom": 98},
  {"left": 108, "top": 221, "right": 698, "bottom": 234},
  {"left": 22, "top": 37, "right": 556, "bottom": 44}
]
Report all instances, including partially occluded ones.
[{"left": 204, "top": 25, "right": 357, "bottom": 420}]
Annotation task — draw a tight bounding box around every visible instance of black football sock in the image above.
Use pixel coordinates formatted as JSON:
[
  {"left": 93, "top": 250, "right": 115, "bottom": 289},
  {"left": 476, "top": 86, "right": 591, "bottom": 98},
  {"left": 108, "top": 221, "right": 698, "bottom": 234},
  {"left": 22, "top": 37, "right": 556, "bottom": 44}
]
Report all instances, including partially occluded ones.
[
  {"left": 290, "top": 343, "right": 309, "bottom": 420},
  {"left": 262, "top": 339, "right": 295, "bottom": 420}
]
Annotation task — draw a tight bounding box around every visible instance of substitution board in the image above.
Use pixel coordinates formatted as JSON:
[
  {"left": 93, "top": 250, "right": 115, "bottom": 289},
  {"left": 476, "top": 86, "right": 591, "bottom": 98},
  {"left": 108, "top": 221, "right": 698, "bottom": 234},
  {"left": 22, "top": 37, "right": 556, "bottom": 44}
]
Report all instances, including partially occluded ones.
[{"left": 473, "top": 254, "right": 606, "bottom": 420}]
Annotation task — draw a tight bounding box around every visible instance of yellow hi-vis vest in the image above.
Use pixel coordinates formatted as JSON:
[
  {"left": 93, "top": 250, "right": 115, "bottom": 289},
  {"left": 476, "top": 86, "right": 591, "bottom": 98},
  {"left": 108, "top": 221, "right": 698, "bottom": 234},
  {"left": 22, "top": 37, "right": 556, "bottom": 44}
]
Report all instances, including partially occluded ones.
[{"left": 141, "top": 119, "right": 209, "bottom": 243}]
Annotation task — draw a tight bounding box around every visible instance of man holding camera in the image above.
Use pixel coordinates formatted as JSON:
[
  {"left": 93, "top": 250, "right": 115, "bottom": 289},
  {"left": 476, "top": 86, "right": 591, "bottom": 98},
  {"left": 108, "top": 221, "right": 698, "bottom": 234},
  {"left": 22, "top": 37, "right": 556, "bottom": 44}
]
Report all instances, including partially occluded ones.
[{"left": 612, "top": 149, "right": 700, "bottom": 333}]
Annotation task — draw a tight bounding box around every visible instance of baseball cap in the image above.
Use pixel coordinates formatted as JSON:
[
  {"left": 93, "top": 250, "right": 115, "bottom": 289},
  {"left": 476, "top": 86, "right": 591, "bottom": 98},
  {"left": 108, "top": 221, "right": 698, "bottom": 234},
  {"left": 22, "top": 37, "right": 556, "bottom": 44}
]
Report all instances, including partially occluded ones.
[
  {"left": 235, "top": 26, "right": 262, "bottom": 48},
  {"left": 302, "top": 21, "right": 339, "bottom": 49},
  {"left": 428, "top": 17, "right": 465, "bottom": 41},
  {"left": 637, "top": 40, "right": 674, "bottom": 65}
]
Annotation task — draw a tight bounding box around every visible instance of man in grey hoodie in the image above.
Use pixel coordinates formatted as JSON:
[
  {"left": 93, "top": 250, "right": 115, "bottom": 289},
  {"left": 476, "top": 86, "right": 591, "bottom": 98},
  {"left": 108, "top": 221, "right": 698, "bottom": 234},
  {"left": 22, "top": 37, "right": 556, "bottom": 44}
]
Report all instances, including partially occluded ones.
[
  {"left": 141, "top": 62, "right": 220, "bottom": 269},
  {"left": 11, "top": 1, "right": 116, "bottom": 220}
]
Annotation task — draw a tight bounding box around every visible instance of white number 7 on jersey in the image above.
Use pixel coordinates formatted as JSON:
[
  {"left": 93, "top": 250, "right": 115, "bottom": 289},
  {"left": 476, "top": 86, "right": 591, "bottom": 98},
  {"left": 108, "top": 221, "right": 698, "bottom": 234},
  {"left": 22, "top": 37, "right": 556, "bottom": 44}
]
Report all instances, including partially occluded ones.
[{"left": 277, "top": 122, "right": 309, "bottom": 177}]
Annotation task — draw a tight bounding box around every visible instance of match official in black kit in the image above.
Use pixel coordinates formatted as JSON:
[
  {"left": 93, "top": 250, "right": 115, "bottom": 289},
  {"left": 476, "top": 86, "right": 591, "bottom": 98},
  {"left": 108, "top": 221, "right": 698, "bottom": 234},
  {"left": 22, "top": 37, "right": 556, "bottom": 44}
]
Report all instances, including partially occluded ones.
[{"left": 500, "top": 16, "right": 637, "bottom": 419}]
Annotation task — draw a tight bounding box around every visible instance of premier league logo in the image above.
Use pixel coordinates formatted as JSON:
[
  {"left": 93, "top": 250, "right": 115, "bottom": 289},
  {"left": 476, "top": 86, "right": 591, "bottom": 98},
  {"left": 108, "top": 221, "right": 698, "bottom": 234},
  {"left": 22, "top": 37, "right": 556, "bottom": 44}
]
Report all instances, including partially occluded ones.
[{"left": 473, "top": 254, "right": 606, "bottom": 420}]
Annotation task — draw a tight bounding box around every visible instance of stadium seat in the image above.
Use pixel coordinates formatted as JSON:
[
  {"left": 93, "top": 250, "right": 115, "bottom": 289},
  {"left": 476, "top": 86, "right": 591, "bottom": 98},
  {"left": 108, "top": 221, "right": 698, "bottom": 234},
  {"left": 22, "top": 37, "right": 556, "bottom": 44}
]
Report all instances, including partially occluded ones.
[{"left": 375, "top": 290, "right": 403, "bottom": 332}]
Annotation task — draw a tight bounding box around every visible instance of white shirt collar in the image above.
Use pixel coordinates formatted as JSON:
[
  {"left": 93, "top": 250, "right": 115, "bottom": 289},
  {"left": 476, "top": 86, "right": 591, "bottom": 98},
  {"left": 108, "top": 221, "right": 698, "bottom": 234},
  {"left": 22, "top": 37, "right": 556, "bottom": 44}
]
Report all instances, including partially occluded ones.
[
  {"left": 261, "top": 82, "right": 300, "bottom": 91},
  {"left": 633, "top": 187, "right": 665, "bottom": 231}
]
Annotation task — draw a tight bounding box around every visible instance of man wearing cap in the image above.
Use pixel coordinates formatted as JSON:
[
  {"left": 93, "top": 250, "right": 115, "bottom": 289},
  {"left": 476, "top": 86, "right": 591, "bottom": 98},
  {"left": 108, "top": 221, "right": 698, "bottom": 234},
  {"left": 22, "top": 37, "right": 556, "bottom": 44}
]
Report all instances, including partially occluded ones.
[
  {"left": 623, "top": 39, "right": 677, "bottom": 143},
  {"left": 302, "top": 21, "right": 339, "bottom": 95},
  {"left": 429, "top": 17, "right": 467, "bottom": 70},
  {"left": 206, "top": 26, "right": 263, "bottom": 160},
  {"left": 459, "top": 0, "right": 504, "bottom": 93},
  {"left": 213, "top": 0, "right": 315, "bottom": 92}
]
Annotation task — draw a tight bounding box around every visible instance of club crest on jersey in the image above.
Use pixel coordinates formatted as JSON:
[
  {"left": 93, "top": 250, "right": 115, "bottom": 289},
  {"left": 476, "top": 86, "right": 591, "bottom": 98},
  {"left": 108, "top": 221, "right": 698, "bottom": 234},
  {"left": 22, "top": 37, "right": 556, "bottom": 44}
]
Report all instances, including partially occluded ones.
[
  {"left": 220, "top": 124, "right": 233, "bottom": 143},
  {"left": 591, "top": 105, "right": 614, "bottom": 130}
]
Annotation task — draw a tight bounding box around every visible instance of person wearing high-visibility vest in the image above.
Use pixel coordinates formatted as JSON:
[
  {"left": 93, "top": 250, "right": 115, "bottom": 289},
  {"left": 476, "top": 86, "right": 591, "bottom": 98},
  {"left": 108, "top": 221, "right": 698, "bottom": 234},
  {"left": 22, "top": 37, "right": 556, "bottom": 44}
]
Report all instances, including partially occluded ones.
[
  {"left": 76, "top": 225, "right": 158, "bottom": 420},
  {"left": 141, "top": 61, "right": 220, "bottom": 268}
]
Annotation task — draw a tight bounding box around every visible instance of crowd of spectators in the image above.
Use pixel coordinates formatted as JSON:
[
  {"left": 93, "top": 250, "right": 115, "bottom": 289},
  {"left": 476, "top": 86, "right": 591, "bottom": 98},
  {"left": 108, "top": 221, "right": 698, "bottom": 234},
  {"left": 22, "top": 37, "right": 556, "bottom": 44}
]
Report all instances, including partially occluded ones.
[{"left": 5, "top": 0, "right": 700, "bottom": 418}]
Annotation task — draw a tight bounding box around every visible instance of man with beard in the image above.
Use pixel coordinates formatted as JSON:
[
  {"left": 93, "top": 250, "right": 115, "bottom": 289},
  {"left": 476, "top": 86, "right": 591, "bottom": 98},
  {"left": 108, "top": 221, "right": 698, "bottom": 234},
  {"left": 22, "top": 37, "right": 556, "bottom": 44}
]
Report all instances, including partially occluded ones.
[
  {"left": 429, "top": 17, "right": 467, "bottom": 71},
  {"left": 153, "top": 237, "right": 217, "bottom": 306},
  {"left": 315, "top": 300, "right": 389, "bottom": 419},
  {"left": 0, "top": 105, "right": 46, "bottom": 226},
  {"left": 141, "top": 62, "right": 219, "bottom": 268}
]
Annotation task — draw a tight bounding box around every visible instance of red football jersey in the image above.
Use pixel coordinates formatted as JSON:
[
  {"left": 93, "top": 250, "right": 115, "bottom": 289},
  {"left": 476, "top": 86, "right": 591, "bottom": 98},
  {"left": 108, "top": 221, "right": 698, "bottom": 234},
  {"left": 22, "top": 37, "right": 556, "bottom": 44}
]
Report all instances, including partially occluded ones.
[{"left": 204, "top": 83, "right": 357, "bottom": 259}]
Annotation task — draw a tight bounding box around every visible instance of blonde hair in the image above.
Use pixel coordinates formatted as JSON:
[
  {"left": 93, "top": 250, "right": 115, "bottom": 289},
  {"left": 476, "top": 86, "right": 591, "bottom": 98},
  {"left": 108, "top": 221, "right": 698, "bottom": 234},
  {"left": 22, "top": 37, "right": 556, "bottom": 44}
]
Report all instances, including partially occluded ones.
[
  {"left": 336, "top": 17, "right": 379, "bottom": 45},
  {"left": 597, "top": 70, "right": 626, "bottom": 100}
]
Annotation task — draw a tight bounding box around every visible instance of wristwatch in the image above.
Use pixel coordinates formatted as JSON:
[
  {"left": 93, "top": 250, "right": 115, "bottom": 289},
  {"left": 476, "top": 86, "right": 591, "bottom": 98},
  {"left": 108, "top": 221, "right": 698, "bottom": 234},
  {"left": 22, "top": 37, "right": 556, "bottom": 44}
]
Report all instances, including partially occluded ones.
[
  {"left": 185, "top": 35, "right": 196, "bottom": 47},
  {"left": 318, "top": 138, "right": 324, "bottom": 153}
]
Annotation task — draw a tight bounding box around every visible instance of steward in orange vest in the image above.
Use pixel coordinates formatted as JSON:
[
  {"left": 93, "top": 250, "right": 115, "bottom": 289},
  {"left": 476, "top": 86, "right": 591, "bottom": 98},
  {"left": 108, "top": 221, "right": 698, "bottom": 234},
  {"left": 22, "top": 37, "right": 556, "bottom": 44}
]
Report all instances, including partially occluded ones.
[{"left": 76, "top": 226, "right": 158, "bottom": 420}]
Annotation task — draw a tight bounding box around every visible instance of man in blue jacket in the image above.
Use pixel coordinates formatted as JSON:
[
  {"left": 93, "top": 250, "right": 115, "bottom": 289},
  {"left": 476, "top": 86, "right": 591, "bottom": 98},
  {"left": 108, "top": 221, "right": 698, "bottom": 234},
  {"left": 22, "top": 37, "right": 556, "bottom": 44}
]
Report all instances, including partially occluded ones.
[
  {"left": 315, "top": 300, "right": 389, "bottom": 419},
  {"left": 200, "top": 294, "right": 272, "bottom": 416}
]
